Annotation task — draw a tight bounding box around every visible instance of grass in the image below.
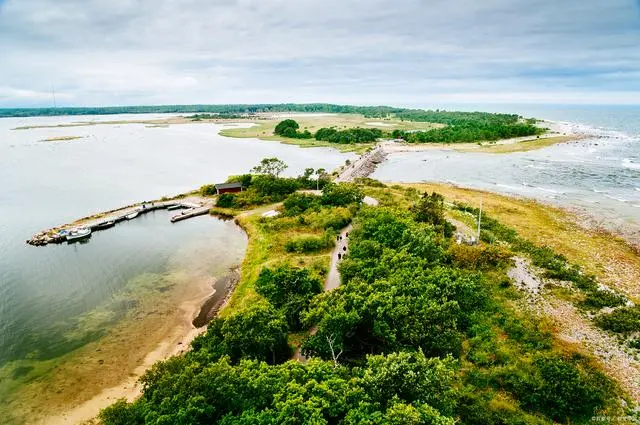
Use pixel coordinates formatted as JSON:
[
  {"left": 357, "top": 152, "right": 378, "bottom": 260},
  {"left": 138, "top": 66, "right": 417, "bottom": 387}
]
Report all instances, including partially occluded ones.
[
  {"left": 402, "top": 183, "right": 640, "bottom": 301},
  {"left": 219, "top": 203, "right": 347, "bottom": 317},
  {"left": 454, "top": 135, "right": 580, "bottom": 154},
  {"left": 218, "top": 114, "right": 442, "bottom": 153}
]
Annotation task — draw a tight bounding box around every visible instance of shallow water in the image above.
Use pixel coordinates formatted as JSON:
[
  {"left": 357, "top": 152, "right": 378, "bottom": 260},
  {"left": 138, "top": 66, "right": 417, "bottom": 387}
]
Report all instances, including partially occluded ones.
[
  {"left": 374, "top": 105, "right": 640, "bottom": 229},
  {"left": 0, "top": 115, "right": 354, "bottom": 414}
]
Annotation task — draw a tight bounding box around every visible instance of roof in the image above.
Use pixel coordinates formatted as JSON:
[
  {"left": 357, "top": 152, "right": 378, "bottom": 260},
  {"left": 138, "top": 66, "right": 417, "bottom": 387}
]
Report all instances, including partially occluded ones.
[{"left": 214, "top": 182, "right": 244, "bottom": 190}]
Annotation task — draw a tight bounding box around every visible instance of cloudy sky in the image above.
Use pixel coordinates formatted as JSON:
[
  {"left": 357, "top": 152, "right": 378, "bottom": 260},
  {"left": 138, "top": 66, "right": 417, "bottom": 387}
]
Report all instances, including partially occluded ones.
[{"left": 0, "top": 0, "right": 639, "bottom": 108}]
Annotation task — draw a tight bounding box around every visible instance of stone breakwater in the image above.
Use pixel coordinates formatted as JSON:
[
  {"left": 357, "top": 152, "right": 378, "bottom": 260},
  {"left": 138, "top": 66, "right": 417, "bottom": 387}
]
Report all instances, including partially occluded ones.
[{"left": 336, "top": 144, "right": 388, "bottom": 182}]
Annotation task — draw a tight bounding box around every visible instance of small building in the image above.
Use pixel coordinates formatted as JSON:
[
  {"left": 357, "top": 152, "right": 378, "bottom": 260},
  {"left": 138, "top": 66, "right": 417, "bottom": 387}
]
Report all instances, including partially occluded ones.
[{"left": 214, "top": 182, "right": 244, "bottom": 195}]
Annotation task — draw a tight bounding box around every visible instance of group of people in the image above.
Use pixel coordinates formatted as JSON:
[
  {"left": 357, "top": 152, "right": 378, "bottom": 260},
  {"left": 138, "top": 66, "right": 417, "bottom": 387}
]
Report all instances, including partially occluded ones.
[{"left": 336, "top": 232, "right": 349, "bottom": 260}]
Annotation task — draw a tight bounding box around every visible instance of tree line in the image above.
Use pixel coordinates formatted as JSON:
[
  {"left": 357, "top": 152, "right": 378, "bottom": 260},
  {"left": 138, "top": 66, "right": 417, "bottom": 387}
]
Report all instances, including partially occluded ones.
[{"left": 275, "top": 118, "right": 541, "bottom": 145}]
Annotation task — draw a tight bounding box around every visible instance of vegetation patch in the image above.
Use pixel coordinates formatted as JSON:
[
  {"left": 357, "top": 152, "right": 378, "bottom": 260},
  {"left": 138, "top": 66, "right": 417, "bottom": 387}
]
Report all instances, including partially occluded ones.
[{"left": 100, "top": 183, "right": 629, "bottom": 424}]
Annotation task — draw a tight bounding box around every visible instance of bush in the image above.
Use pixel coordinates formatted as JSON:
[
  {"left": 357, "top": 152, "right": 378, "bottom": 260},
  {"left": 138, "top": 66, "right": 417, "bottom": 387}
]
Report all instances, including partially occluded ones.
[
  {"left": 200, "top": 184, "right": 217, "bottom": 196},
  {"left": 321, "top": 183, "right": 364, "bottom": 206},
  {"left": 99, "top": 399, "right": 144, "bottom": 425},
  {"left": 354, "top": 177, "right": 387, "bottom": 187},
  {"left": 449, "top": 244, "right": 512, "bottom": 270},
  {"left": 283, "top": 193, "right": 320, "bottom": 216},
  {"left": 507, "top": 353, "right": 614, "bottom": 422},
  {"left": 595, "top": 306, "right": 640, "bottom": 333},
  {"left": 580, "top": 289, "right": 627, "bottom": 310},
  {"left": 284, "top": 233, "right": 334, "bottom": 253},
  {"left": 216, "top": 193, "right": 237, "bottom": 208}
]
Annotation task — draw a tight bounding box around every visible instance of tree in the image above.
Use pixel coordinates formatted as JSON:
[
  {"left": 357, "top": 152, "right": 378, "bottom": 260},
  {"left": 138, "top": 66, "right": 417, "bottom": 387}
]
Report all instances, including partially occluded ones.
[
  {"left": 274, "top": 119, "right": 300, "bottom": 136},
  {"left": 321, "top": 183, "right": 364, "bottom": 206},
  {"left": 411, "top": 192, "right": 446, "bottom": 226},
  {"left": 251, "top": 157, "right": 288, "bottom": 177},
  {"left": 191, "top": 300, "right": 290, "bottom": 364},
  {"left": 315, "top": 168, "right": 327, "bottom": 191},
  {"left": 255, "top": 266, "right": 322, "bottom": 330}
]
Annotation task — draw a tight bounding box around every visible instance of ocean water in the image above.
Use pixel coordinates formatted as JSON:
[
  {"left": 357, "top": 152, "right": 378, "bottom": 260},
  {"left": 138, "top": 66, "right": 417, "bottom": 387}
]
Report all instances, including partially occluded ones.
[
  {"left": 0, "top": 115, "right": 354, "bottom": 416},
  {"left": 374, "top": 105, "right": 640, "bottom": 231}
]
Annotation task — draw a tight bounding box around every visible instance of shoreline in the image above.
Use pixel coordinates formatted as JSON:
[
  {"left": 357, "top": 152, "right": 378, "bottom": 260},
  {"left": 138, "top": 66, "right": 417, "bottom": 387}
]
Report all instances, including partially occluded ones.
[{"left": 41, "top": 266, "right": 243, "bottom": 425}]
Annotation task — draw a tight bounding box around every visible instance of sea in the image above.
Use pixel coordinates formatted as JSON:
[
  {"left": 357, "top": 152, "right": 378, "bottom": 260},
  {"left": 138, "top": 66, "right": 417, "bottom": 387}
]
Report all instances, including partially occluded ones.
[{"left": 374, "top": 104, "right": 640, "bottom": 235}]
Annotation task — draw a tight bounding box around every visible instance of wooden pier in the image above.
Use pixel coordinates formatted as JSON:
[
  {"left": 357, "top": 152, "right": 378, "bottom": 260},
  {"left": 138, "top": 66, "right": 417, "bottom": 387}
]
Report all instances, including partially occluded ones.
[
  {"left": 27, "top": 197, "right": 214, "bottom": 246},
  {"left": 170, "top": 206, "right": 211, "bottom": 222}
]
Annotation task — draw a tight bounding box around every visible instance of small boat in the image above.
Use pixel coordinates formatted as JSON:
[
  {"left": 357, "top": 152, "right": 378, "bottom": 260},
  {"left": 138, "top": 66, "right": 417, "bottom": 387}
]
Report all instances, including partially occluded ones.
[
  {"left": 93, "top": 220, "right": 115, "bottom": 230},
  {"left": 66, "top": 228, "right": 91, "bottom": 242},
  {"left": 125, "top": 211, "right": 139, "bottom": 220},
  {"left": 167, "top": 204, "right": 184, "bottom": 211}
]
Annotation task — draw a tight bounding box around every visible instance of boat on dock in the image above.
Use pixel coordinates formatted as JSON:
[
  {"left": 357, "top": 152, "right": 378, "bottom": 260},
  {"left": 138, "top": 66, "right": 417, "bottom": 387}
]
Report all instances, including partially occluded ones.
[
  {"left": 66, "top": 228, "right": 91, "bottom": 242},
  {"left": 125, "top": 210, "right": 139, "bottom": 220},
  {"left": 167, "top": 204, "right": 184, "bottom": 211},
  {"left": 93, "top": 220, "right": 115, "bottom": 230}
]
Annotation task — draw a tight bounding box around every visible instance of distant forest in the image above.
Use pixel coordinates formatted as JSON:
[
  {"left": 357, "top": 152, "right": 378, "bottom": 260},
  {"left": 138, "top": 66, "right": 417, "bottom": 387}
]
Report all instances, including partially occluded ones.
[
  {"left": 0, "top": 103, "right": 409, "bottom": 118},
  {"left": 0, "top": 103, "right": 527, "bottom": 122}
]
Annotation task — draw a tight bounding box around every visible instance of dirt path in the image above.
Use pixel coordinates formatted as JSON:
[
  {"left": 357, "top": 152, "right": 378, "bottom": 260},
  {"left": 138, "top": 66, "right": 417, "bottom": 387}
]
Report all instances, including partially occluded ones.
[{"left": 325, "top": 225, "right": 353, "bottom": 291}]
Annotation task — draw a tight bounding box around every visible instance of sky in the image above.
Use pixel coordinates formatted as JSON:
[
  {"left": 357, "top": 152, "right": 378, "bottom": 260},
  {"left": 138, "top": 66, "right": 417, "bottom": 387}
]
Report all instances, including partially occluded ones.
[{"left": 0, "top": 0, "right": 639, "bottom": 108}]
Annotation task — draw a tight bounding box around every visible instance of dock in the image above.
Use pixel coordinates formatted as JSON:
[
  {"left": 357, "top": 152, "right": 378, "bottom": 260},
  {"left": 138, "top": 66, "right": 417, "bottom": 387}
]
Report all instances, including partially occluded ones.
[
  {"left": 170, "top": 205, "right": 211, "bottom": 222},
  {"left": 27, "top": 197, "right": 214, "bottom": 246}
]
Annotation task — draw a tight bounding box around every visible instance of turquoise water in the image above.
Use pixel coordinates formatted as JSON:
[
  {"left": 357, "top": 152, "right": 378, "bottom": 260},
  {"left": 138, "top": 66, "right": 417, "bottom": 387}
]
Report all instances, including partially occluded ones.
[
  {"left": 375, "top": 105, "right": 640, "bottom": 231},
  {"left": 0, "top": 116, "right": 353, "bottom": 377}
]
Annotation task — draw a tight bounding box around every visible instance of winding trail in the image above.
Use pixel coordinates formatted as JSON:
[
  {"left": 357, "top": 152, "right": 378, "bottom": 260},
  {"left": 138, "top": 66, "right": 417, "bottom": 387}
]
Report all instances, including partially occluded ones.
[{"left": 325, "top": 225, "right": 352, "bottom": 291}]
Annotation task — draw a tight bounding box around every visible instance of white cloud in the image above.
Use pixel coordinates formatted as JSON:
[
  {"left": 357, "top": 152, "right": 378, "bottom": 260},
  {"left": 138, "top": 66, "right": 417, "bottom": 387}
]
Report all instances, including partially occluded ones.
[{"left": 0, "top": 0, "right": 639, "bottom": 107}]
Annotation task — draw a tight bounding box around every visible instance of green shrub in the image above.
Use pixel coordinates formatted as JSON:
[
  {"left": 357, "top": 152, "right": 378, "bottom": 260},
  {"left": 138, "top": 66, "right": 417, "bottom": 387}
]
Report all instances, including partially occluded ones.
[
  {"left": 200, "top": 184, "right": 217, "bottom": 196},
  {"left": 321, "top": 183, "right": 364, "bottom": 206},
  {"left": 99, "top": 399, "right": 144, "bottom": 425},
  {"left": 284, "top": 233, "right": 334, "bottom": 253},
  {"left": 506, "top": 353, "right": 614, "bottom": 422},
  {"left": 283, "top": 193, "right": 320, "bottom": 216},
  {"left": 580, "top": 289, "right": 627, "bottom": 310},
  {"left": 354, "top": 177, "right": 387, "bottom": 187},
  {"left": 595, "top": 306, "right": 640, "bottom": 333},
  {"left": 216, "top": 193, "right": 237, "bottom": 208}
]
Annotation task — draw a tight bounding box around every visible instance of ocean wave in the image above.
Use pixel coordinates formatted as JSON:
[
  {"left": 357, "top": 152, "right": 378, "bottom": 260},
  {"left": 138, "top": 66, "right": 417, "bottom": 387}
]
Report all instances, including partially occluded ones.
[
  {"left": 536, "top": 186, "right": 565, "bottom": 195},
  {"left": 621, "top": 158, "right": 640, "bottom": 170},
  {"left": 604, "top": 194, "right": 631, "bottom": 203}
]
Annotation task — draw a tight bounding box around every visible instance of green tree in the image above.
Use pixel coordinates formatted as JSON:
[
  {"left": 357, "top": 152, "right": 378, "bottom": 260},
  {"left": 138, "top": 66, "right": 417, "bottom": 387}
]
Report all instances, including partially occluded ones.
[
  {"left": 251, "top": 157, "right": 288, "bottom": 177},
  {"left": 255, "top": 266, "right": 323, "bottom": 330},
  {"left": 321, "top": 183, "right": 364, "bottom": 206},
  {"left": 274, "top": 119, "right": 300, "bottom": 136},
  {"left": 191, "top": 301, "right": 290, "bottom": 364}
]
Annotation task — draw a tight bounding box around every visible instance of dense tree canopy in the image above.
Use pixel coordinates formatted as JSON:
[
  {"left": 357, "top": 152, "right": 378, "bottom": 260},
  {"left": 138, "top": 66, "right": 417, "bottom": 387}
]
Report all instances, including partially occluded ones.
[{"left": 101, "top": 187, "right": 621, "bottom": 425}]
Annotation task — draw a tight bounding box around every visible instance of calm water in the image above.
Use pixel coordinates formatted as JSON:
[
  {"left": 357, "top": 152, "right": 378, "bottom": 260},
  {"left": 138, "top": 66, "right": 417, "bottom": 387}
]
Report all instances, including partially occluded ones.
[
  {"left": 0, "top": 116, "right": 353, "bottom": 376},
  {"left": 374, "top": 105, "right": 640, "bottom": 229}
]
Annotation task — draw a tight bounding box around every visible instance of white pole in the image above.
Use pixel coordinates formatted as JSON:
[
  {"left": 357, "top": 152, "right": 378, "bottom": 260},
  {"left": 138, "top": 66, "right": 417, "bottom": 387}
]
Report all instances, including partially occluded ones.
[{"left": 477, "top": 197, "right": 483, "bottom": 242}]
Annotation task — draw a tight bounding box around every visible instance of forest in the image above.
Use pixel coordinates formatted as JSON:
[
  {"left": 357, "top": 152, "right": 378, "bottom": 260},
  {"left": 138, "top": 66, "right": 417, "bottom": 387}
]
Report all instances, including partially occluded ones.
[
  {"left": 98, "top": 169, "right": 630, "bottom": 425},
  {"left": 274, "top": 116, "right": 540, "bottom": 145}
]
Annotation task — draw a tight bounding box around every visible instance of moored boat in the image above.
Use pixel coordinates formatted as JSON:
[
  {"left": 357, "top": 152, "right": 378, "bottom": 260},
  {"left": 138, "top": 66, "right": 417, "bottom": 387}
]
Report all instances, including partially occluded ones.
[
  {"left": 93, "top": 220, "right": 115, "bottom": 230},
  {"left": 66, "top": 228, "right": 91, "bottom": 242},
  {"left": 125, "top": 210, "right": 139, "bottom": 220},
  {"left": 167, "top": 204, "right": 184, "bottom": 211}
]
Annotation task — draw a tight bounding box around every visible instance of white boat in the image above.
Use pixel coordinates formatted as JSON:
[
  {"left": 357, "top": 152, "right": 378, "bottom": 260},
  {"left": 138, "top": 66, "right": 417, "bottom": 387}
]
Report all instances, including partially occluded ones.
[
  {"left": 125, "top": 211, "right": 139, "bottom": 220},
  {"left": 66, "top": 228, "right": 91, "bottom": 242}
]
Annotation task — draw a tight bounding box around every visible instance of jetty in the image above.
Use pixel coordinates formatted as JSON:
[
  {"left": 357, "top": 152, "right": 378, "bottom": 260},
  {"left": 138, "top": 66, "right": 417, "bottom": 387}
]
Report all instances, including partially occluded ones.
[
  {"left": 27, "top": 196, "right": 215, "bottom": 246},
  {"left": 335, "top": 144, "right": 388, "bottom": 182}
]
